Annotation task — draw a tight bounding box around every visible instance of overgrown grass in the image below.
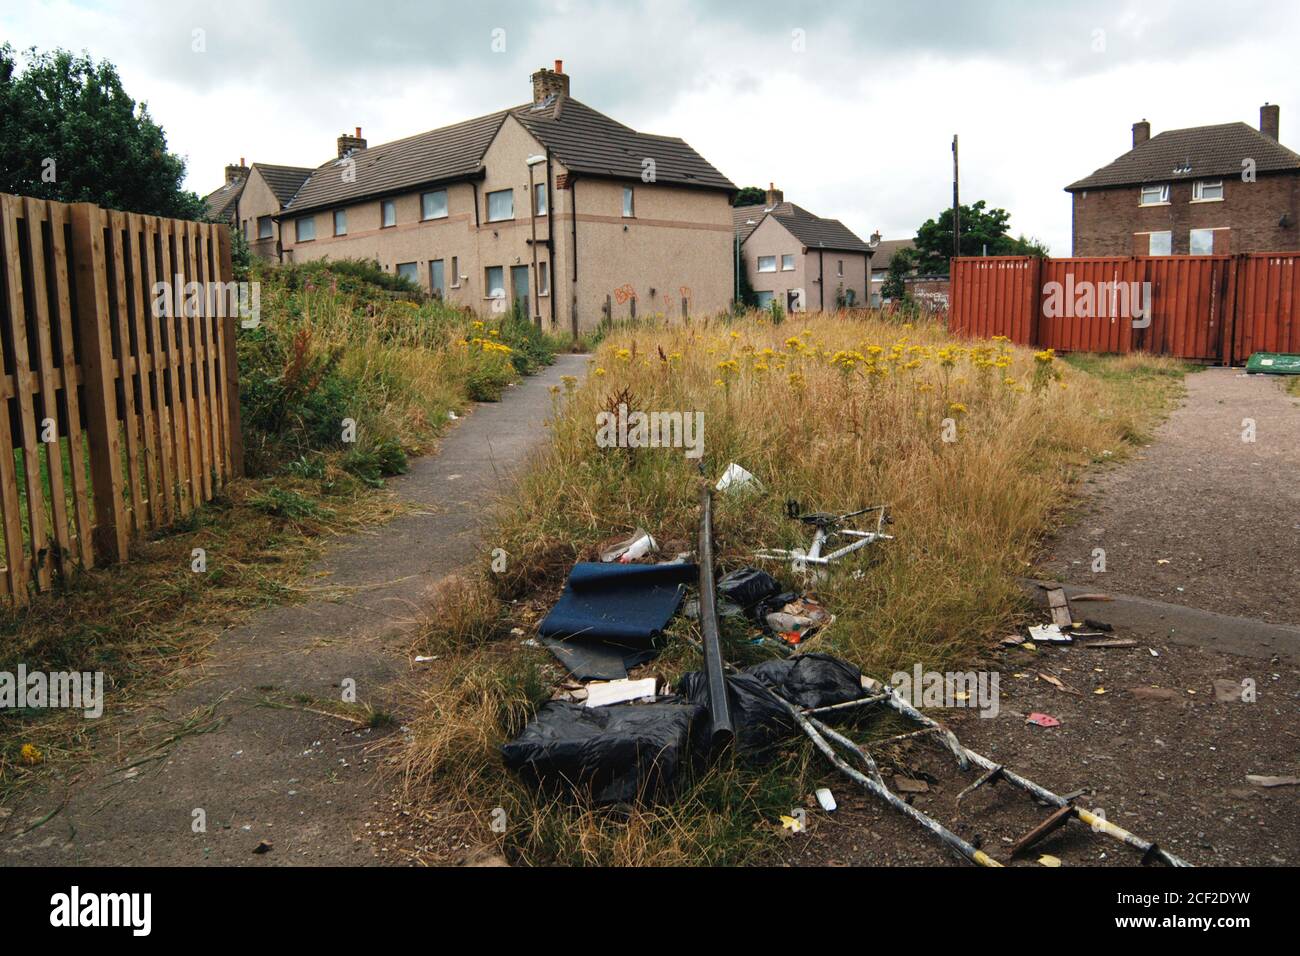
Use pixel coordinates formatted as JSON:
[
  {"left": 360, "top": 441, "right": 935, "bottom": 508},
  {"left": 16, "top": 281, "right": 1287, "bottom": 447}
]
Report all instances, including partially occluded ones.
[
  {"left": 397, "top": 314, "right": 1188, "bottom": 865},
  {"left": 1, "top": 258, "right": 557, "bottom": 795}
]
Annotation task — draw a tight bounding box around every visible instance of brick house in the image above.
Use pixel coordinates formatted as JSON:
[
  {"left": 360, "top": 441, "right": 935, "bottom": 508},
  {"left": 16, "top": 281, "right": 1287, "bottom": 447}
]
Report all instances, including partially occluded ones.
[
  {"left": 1066, "top": 104, "right": 1300, "bottom": 256},
  {"left": 733, "top": 184, "right": 873, "bottom": 311},
  {"left": 231, "top": 62, "right": 734, "bottom": 334}
]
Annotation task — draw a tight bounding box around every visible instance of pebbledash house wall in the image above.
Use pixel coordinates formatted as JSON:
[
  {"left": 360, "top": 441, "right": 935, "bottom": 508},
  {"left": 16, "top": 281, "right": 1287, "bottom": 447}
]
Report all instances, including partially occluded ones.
[
  {"left": 1071, "top": 172, "right": 1300, "bottom": 256},
  {"left": 236, "top": 167, "right": 288, "bottom": 260},
  {"left": 743, "top": 216, "right": 869, "bottom": 311},
  {"left": 276, "top": 114, "right": 732, "bottom": 333}
]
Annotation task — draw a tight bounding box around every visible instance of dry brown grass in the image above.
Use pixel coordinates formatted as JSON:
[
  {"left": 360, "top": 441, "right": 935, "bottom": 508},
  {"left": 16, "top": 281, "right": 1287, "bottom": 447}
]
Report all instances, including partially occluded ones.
[{"left": 394, "top": 312, "right": 1188, "bottom": 866}]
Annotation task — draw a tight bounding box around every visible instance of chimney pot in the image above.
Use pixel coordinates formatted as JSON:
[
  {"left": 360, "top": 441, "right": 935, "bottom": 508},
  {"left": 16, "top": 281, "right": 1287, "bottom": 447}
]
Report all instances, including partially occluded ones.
[
  {"left": 1261, "top": 103, "right": 1280, "bottom": 140},
  {"left": 765, "top": 182, "right": 783, "bottom": 206},
  {"left": 555, "top": 59, "right": 563, "bottom": 73},
  {"left": 337, "top": 128, "right": 367, "bottom": 159},
  {"left": 1132, "top": 119, "right": 1151, "bottom": 147},
  {"left": 531, "top": 62, "right": 570, "bottom": 104},
  {"left": 224, "top": 160, "right": 248, "bottom": 184}
]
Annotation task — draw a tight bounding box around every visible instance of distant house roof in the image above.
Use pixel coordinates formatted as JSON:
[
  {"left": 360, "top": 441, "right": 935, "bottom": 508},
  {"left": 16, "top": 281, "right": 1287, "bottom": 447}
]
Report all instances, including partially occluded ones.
[
  {"left": 254, "top": 163, "right": 314, "bottom": 206},
  {"left": 1066, "top": 122, "right": 1300, "bottom": 191},
  {"left": 281, "top": 97, "right": 733, "bottom": 217},
  {"left": 735, "top": 201, "right": 872, "bottom": 254},
  {"left": 870, "top": 238, "right": 915, "bottom": 271},
  {"left": 203, "top": 178, "right": 243, "bottom": 222}
]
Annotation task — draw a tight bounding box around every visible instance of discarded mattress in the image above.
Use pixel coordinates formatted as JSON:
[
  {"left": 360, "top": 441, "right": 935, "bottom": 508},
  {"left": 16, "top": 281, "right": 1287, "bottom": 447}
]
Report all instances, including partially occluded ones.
[
  {"left": 502, "top": 700, "right": 706, "bottom": 803},
  {"left": 539, "top": 562, "right": 698, "bottom": 681}
]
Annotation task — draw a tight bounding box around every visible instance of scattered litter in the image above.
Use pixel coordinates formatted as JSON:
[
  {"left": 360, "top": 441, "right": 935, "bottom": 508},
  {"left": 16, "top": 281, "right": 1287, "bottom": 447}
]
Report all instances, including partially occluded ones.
[
  {"left": 1083, "top": 639, "right": 1137, "bottom": 649},
  {"left": 600, "top": 528, "right": 657, "bottom": 563},
  {"left": 1026, "top": 712, "right": 1061, "bottom": 728},
  {"left": 815, "top": 787, "right": 837, "bottom": 812},
  {"left": 780, "top": 813, "right": 805, "bottom": 833},
  {"left": 1038, "top": 854, "right": 1062, "bottom": 867},
  {"left": 1246, "top": 775, "right": 1300, "bottom": 788},
  {"left": 1044, "top": 586, "right": 1074, "bottom": 629},
  {"left": 1156, "top": 558, "right": 1171, "bottom": 565},
  {"left": 414, "top": 655, "right": 438, "bottom": 663},
  {"left": 1000, "top": 634, "right": 1026, "bottom": 646},
  {"left": 1028, "top": 624, "right": 1072, "bottom": 644},
  {"left": 1082, "top": 618, "right": 1113, "bottom": 632},
  {"left": 253, "top": 840, "right": 273, "bottom": 855},
  {"left": 1069, "top": 593, "right": 1113, "bottom": 602},
  {"left": 1149, "top": 648, "right": 1160, "bottom": 657},
  {"left": 585, "top": 677, "right": 657, "bottom": 708},
  {"left": 755, "top": 502, "right": 892, "bottom": 571},
  {"left": 1093, "top": 687, "right": 1106, "bottom": 695},
  {"left": 715, "top": 462, "right": 761, "bottom": 493},
  {"left": 447, "top": 410, "right": 458, "bottom": 420},
  {"left": 1037, "top": 673, "right": 1079, "bottom": 695}
]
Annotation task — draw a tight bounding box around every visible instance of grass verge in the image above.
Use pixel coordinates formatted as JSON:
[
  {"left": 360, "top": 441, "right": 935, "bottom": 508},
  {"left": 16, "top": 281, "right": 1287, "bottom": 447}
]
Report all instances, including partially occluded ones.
[{"left": 396, "top": 314, "right": 1188, "bottom": 865}]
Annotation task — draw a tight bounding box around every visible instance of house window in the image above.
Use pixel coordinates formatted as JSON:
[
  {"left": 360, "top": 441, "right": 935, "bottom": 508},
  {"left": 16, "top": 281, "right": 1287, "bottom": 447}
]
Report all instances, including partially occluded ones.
[
  {"left": 757, "top": 255, "right": 777, "bottom": 273},
  {"left": 396, "top": 262, "right": 419, "bottom": 283},
  {"left": 421, "top": 190, "right": 448, "bottom": 220},
  {"left": 295, "top": 216, "right": 316, "bottom": 242},
  {"left": 538, "top": 260, "right": 550, "bottom": 296},
  {"left": 755, "top": 291, "right": 775, "bottom": 307},
  {"left": 1189, "top": 228, "right": 1218, "bottom": 255},
  {"left": 380, "top": 200, "right": 397, "bottom": 228},
  {"left": 622, "top": 186, "right": 634, "bottom": 218},
  {"left": 485, "top": 265, "right": 505, "bottom": 299},
  {"left": 430, "top": 259, "right": 445, "bottom": 298},
  {"left": 781, "top": 254, "right": 795, "bottom": 271},
  {"left": 487, "top": 189, "right": 514, "bottom": 222},
  {"left": 1192, "top": 180, "right": 1224, "bottom": 202},
  {"left": 257, "top": 216, "right": 273, "bottom": 240},
  {"left": 534, "top": 182, "right": 548, "bottom": 216},
  {"left": 1147, "top": 231, "right": 1173, "bottom": 255},
  {"left": 1139, "top": 184, "right": 1170, "bottom": 206},
  {"left": 333, "top": 209, "right": 347, "bottom": 236},
  {"left": 837, "top": 260, "right": 844, "bottom": 277},
  {"left": 450, "top": 256, "right": 460, "bottom": 288}
]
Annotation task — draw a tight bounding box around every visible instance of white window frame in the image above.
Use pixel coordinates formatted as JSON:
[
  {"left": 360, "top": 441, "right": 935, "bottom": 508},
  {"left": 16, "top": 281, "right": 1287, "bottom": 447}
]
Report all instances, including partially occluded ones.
[
  {"left": 485, "top": 265, "right": 505, "bottom": 299},
  {"left": 257, "top": 216, "right": 273, "bottom": 240},
  {"left": 1189, "top": 228, "right": 1218, "bottom": 255},
  {"left": 837, "top": 259, "right": 844, "bottom": 277},
  {"left": 1147, "top": 230, "right": 1173, "bottom": 255},
  {"left": 381, "top": 199, "right": 397, "bottom": 228},
  {"left": 534, "top": 182, "right": 548, "bottom": 216},
  {"left": 333, "top": 209, "right": 347, "bottom": 236},
  {"left": 450, "top": 256, "right": 460, "bottom": 288},
  {"left": 1139, "top": 183, "right": 1170, "bottom": 206},
  {"left": 295, "top": 216, "right": 316, "bottom": 242},
  {"left": 429, "top": 258, "right": 445, "bottom": 297},
  {"left": 395, "top": 261, "right": 419, "bottom": 283},
  {"left": 1192, "top": 180, "right": 1224, "bottom": 202},
  {"left": 757, "top": 255, "right": 777, "bottom": 273},
  {"left": 622, "top": 186, "right": 635, "bottom": 218},
  {"left": 421, "top": 190, "right": 448, "bottom": 221},
  {"left": 486, "top": 189, "right": 514, "bottom": 222},
  {"left": 781, "top": 254, "right": 795, "bottom": 271},
  {"left": 755, "top": 290, "right": 775, "bottom": 307},
  {"left": 538, "top": 260, "right": 550, "bottom": 296}
]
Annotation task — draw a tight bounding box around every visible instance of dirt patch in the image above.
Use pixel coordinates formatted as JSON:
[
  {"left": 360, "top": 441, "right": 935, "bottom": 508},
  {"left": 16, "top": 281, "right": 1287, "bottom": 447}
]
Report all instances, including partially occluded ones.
[{"left": 1039, "top": 369, "right": 1300, "bottom": 625}]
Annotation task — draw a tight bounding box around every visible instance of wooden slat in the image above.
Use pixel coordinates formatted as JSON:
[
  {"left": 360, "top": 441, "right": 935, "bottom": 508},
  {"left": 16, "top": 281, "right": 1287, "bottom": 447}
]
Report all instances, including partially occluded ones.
[
  {"left": 0, "top": 196, "right": 29, "bottom": 599},
  {"left": 187, "top": 221, "right": 214, "bottom": 499},
  {"left": 1, "top": 194, "right": 51, "bottom": 590},
  {"left": 200, "top": 224, "right": 226, "bottom": 487},
  {"left": 140, "top": 215, "right": 175, "bottom": 526},
  {"left": 216, "top": 225, "right": 244, "bottom": 478},
  {"left": 158, "top": 218, "right": 193, "bottom": 517},
  {"left": 23, "top": 198, "right": 72, "bottom": 578},
  {"left": 69, "top": 202, "right": 128, "bottom": 563},
  {"left": 46, "top": 201, "right": 94, "bottom": 569},
  {"left": 173, "top": 221, "right": 202, "bottom": 510},
  {"left": 126, "top": 213, "right": 161, "bottom": 530},
  {"left": 107, "top": 211, "right": 147, "bottom": 534}
]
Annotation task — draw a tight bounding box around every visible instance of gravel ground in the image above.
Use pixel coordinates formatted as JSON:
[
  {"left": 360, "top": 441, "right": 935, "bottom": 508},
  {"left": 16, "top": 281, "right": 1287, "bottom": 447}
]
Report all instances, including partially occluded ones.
[{"left": 1039, "top": 369, "right": 1300, "bottom": 625}]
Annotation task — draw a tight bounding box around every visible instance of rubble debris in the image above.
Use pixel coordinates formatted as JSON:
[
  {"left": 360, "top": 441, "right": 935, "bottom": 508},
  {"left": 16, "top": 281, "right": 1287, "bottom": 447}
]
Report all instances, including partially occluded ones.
[
  {"left": 1026, "top": 712, "right": 1061, "bottom": 728},
  {"left": 600, "top": 528, "right": 657, "bottom": 563},
  {"left": 585, "top": 677, "right": 658, "bottom": 708},
  {"left": 815, "top": 788, "right": 837, "bottom": 812},
  {"left": 715, "top": 462, "right": 762, "bottom": 493},
  {"left": 1246, "top": 774, "right": 1300, "bottom": 788},
  {"left": 1028, "top": 624, "right": 1072, "bottom": 644},
  {"left": 755, "top": 502, "right": 893, "bottom": 571}
]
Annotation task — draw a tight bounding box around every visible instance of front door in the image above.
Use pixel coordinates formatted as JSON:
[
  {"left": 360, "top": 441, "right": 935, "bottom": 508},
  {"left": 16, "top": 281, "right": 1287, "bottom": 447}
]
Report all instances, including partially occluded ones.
[{"left": 510, "top": 265, "right": 530, "bottom": 317}]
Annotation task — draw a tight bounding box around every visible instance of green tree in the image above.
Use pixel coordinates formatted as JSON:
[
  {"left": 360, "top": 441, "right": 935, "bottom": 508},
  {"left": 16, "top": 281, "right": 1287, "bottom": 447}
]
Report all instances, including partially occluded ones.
[
  {"left": 912, "top": 200, "right": 1048, "bottom": 275},
  {"left": 0, "top": 44, "right": 205, "bottom": 218},
  {"left": 732, "top": 185, "right": 767, "bottom": 207},
  {"left": 880, "top": 246, "right": 917, "bottom": 301}
]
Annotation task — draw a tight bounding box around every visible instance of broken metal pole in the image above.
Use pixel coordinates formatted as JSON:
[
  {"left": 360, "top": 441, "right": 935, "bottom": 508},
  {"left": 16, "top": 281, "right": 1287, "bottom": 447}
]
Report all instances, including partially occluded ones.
[{"left": 697, "top": 484, "right": 735, "bottom": 748}]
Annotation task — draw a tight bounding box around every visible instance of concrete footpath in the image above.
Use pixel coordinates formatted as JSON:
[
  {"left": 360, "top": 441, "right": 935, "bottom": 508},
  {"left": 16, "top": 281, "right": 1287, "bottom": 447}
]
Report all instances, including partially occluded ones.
[{"left": 6, "top": 353, "right": 587, "bottom": 866}]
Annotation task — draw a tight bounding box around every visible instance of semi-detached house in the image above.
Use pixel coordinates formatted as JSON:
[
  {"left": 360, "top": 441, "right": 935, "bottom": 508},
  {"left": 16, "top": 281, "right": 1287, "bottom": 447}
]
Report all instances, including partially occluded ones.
[{"left": 253, "top": 62, "right": 734, "bottom": 335}]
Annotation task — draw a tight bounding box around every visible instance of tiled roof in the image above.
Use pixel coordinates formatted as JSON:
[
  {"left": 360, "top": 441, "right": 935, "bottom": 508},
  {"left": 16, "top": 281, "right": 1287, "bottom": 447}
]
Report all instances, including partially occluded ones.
[
  {"left": 283, "top": 109, "right": 511, "bottom": 214},
  {"left": 733, "top": 202, "right": 780, "bottom": 243},
  {"left": 737, "top": 201, "right": 871, "bottom": 254},
  {"left": 870, "top": 238, "right": 915, "bottom": 270},
  {"left": 512, "top": 98, "right": 734, "bottom": 191},
  {"left": 1066, "top": 122, "right": 1300, "bottom": 191},
  {"left": 203, "top": 179, "right": 243, "bottom": 222},
  {"left": 254, "top": 163, "right": 314, "bottom": 206},
  {"left": 281, "top": 96, "right": 732, "bottom": 216}
]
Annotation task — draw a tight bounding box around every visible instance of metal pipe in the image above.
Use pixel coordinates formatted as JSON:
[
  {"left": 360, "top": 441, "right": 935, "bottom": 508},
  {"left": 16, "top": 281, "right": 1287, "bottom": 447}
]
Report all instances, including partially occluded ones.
[{"left": 697, "top": 484, "right": 734, "bottom": 747}]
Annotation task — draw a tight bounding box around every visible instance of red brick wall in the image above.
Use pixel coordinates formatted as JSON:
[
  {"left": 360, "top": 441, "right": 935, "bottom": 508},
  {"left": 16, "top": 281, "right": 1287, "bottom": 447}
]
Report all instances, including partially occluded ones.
[{"left": 1070, "top": 172, "right": 1300, "bottom": 255}]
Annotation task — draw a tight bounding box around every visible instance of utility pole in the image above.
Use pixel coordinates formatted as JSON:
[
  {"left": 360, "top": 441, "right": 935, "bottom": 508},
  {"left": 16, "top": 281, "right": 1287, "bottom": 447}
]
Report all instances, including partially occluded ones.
[{"left": 952, "top": 134, "right": 961, "bottom": 259}]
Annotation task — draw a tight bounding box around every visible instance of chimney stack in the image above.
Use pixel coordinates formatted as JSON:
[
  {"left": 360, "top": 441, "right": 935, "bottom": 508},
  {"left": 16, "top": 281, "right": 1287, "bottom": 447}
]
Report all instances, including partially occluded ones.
[
  {"left": 337, "top": 127, "right": 367, "bottom": 158},
  {"left": 531, "top": 60, "right": 570, "bottom": 104},
  {"left": 224, "top": 159, "right": 249, "bottom": 184},
  {"left": 1132, "top": 119, "right": 1151, "bottom": 147},
  {"left": 1261, "top": 103, "right": 1280, "bottom": 141},
  {"left": 765, "top": 182, "right": 784, "bottom": 206}
]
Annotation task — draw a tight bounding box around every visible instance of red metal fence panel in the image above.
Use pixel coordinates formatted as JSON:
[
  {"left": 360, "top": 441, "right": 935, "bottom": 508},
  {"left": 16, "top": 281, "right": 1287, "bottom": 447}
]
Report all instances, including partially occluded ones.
[{"left": 949, "top": 253, "right": 1296, "bottom": 364}]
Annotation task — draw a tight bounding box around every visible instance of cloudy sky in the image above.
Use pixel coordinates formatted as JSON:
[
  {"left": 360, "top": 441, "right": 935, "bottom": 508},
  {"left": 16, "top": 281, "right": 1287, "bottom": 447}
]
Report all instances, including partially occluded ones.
[{"left": 4, "top": 0, "right": 1297, "bottom": 253}]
